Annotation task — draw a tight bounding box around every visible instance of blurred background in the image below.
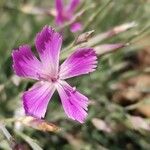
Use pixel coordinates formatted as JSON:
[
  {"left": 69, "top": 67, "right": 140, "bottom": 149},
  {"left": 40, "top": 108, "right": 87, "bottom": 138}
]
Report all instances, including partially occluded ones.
[{"left": 0, "top": 0, "right": 150, "bottom": 149}]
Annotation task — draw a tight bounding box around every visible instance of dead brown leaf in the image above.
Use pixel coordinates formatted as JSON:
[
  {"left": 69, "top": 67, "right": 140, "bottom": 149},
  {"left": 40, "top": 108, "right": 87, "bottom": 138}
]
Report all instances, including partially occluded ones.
[{"left": 19, "top": 116, "right": 60, "bottom": 132}]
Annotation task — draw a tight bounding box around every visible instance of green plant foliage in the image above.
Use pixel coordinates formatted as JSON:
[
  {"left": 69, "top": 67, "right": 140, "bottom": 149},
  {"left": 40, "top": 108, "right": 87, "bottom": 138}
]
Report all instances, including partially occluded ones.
[{"left": 0, "top": 0, "right": 150, "bottom": 149}]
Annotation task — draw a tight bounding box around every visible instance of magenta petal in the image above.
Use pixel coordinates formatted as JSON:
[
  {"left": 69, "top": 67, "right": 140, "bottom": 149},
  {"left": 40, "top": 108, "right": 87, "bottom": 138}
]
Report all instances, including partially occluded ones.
[
  {"left": 56, "top": 81, "right": 88, "bottom": 123},
  {"left": 55, "top": 0, "right": 65, "bottom": 25},
  {"left": 59, "top": 48, "right": 97, "bottom": 79},
  {"left": 12, "top": 45, "right": 43, "bottom": 80},
  {"left": 23, "top": 81, "right": 55, "bottom": 118},
  {"left": 67, "top": 0, "right": 80, "bottom": 13},
  {"left": 55, "top": 0, "right": 80, "bottom": 26},
  {"left": 56, "top": 0, "right": 64, "bottom": 13},
  {"left": 35, "top": 26, "right": 62, "bottom": 76},
  {"left": 70, "top": 22, "right": 82, "bottom": 32},
  {"left": 55, "top": 14, "right": 65, "bottom": 26}
]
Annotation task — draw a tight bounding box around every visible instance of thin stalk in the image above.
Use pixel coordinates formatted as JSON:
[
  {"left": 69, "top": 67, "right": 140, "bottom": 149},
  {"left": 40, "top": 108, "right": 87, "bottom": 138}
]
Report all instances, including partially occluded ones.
[
  {"left": 0, "top": 123, "right": 12, "bottom": 141},
  {"left": 127, "top": 24, "right": 150, "bottom": 44},
  {"left": 83, "top": 0, "right": 112, "bottom": 31},
  {"left": 0, "top": 123, "right": 19, "bottom": 149}
]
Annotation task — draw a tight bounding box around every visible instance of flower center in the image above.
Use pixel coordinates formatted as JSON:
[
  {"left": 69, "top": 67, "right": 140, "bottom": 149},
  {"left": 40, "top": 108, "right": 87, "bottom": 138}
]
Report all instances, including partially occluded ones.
[
  {"left": 62, "top": 11, "right": 72, "bottom": 21},
  {"left": 38, "top": 73, "right": 59, "bottom": 83},
  {"left": 51, "top": 77, "right": 58, "bottom": 83}
]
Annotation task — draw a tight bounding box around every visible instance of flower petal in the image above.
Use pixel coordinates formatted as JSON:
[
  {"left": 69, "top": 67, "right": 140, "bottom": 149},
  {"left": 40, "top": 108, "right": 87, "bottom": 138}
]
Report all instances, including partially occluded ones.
[
  {"left": 23, "top": 81, "right": 55, "bottom": 118},
  {"left": 55, "top": 0, "right": 64, "bottom": 14},
  {"left": 35, "top": 26, "right": 62, "bottom": 76},
  {"left": 67, "top": 0, "right": 80, "bottom": 13},
  {"left": 59, "top": 48, "right": 97, "bottom": 79},
  {"left": 56, "top": 81, "right": 88, "bottom": 123},
  {"left": 70, "top": 22, "right": 82, "bottom": 32},
  {"left": 55, "top": 0, "right": 65, "bottom": 25},
  {"left": 12, "top": 45, "right": 43, "bottom": 80}
]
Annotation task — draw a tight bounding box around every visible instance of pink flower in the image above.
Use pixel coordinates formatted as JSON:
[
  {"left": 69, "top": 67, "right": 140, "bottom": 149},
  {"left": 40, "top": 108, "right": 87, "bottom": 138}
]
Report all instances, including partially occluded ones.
[
  {"left": 12, "top": 26, "right": 97, "bottom": 123},
  {"left": 55, "top": 0, "right": 82, "bottom": 32}
]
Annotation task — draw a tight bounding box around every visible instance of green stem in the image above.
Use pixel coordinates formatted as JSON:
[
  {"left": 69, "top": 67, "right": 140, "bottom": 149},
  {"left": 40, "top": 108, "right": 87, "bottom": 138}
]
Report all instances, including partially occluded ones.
[
  {"left": 83, "top": 0, "right": 112, "bottom": 31},
  {"left": 0, "top": 123, "right": 12, "bottom": 141}
]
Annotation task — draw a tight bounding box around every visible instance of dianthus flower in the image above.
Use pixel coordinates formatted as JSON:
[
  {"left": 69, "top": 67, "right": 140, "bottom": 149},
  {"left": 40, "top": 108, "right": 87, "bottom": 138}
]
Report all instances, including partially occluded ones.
[
  {"left": 12, "top": 26, "right": 97, "bottom": 123},
  {"left": 55, "top": 0, "right": 82, "bottom": 32}
]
